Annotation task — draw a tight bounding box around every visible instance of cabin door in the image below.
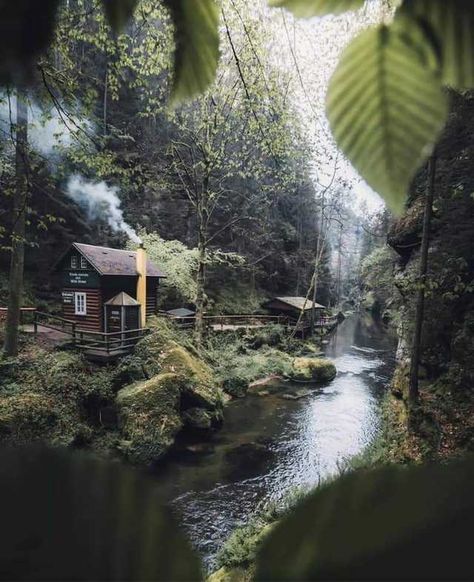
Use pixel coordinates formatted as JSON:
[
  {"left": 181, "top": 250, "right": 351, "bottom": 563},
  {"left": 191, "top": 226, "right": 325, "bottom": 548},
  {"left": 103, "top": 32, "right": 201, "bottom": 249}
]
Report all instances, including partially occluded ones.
[
  {"left": 125, "top": 306, "right": 140, "bottom": 331},
  {"left": 105, "top": 306, "right": 123, "bottom": 334}
]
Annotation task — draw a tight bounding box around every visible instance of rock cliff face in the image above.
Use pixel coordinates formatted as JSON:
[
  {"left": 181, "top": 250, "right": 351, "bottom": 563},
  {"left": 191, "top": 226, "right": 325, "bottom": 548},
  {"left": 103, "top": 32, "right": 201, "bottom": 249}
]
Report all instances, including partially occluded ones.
[{"left": 387, "top": 91, "right": 474, "bottom": 459}]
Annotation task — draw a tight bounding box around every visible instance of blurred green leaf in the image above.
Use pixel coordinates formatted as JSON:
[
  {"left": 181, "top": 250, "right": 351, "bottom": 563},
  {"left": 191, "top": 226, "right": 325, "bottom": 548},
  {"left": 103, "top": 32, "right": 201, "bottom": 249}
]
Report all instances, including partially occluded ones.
[
  {"left": 164, "top": 0, "right": 220, "bottom": 104},
  {"left": 101, "top": 0, "right": 139, "bottom": 32},
  {"left": 268, "top": 0, "right": 364, "bottom": 18},
  {"left": 401, "top": 0, "right": 474, "bottom": 89},
  {"left": 326, "top": 19, "right": 448, "bottom": 214},
  {"left": 256, "top": 458, "right": 474, "bottom": 580},
  {"left": 0, "top": 447, "right": 202, "bottom": 581},
  {"left": 0, "top": 0, "right": 61, "bottom": 85}
]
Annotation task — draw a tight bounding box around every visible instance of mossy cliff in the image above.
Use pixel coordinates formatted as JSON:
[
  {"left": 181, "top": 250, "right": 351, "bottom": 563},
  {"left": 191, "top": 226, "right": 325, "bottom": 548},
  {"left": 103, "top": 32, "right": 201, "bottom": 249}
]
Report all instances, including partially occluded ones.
[{"left": 381, "top": 91, "right": 474, "bottom": 462}]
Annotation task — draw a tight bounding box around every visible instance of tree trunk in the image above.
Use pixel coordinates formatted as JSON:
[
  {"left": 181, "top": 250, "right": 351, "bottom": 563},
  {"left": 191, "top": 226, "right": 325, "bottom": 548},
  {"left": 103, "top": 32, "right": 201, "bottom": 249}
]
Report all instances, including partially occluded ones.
[
  {"left": 194, "top": 233, "right": 206, "bottom": 346},
  {"left": 336, "top": 224, "right": 343, "bottom": 308},
  {"left": 4, "top": 91, "right": 28, "bottom": 358},
  {"left": 310, "top": 188, "right": 327, "bottom": 332},
  {"left": 408, "top": 154, "right": 437, "bottom": 404}
]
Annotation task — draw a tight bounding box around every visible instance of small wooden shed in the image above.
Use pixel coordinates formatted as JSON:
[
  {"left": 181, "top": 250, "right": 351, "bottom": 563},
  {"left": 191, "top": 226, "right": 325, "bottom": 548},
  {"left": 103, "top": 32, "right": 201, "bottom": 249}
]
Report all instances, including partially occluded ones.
[
  {"left": 55, "top": 242, "right": 166, "bottom": 332},
  {"left": 104, "top": 292, "right": 140, "bottom": 334},
  {"left": 265, "top": 296, "right": 326, "bottom": 322}
]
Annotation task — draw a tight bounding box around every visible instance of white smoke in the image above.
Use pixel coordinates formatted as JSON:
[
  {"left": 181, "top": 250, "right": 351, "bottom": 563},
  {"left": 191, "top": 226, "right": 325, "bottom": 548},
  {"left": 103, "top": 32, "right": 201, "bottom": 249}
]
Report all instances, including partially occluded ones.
[
  {"left": 66, "top": 175, "right": 141, "bottom": 243},
  {"left": 0, "top": 94, "right": 139, "bottom": 243},
  {"left": 0, "top": 93, "right": 92, "bottom": 157}
]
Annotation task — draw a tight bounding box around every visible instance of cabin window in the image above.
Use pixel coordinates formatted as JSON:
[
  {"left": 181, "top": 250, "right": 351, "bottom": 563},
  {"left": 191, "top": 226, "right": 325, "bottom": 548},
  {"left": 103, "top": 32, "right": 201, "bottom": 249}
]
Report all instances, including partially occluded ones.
[
  {"left": 80, "top": 256, "right": 88, "bottom": 269},
  {"left": 75, "top": 292, "right": 87, "bottom": 315},
  {"left": 71, "top": 255, "right": 78, "bottom": 269}
]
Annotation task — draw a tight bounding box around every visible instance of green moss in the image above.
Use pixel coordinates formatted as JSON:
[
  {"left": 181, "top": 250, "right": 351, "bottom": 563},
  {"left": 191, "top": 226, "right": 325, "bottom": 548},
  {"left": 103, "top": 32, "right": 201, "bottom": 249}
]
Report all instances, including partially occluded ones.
[
  {"left": 0, "top": 392, "right": 58, "bottom": 443},
  {"left": 161, "top": 344, "right": 222, "bottom": 409},
  {"left": 116, "top": 372, "right": 184, "bottom": 464},
  {"left": 291, "top": 357, "right": 337, "bottom": 383},
  {"left": 216, "top": 521, "right": 274, "bottom": 570},
  {"left": 207, "top": 566, "right": 251, "bottom": 582},
  {"left": 215, "top": 488, "right": 309, "bottom": 577}
]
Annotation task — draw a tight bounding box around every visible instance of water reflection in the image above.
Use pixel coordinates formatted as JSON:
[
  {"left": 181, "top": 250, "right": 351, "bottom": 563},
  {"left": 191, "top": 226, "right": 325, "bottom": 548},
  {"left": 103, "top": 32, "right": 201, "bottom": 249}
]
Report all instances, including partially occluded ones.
[{"left": 154, "top": 315, "right": 396, "bottom": 567}]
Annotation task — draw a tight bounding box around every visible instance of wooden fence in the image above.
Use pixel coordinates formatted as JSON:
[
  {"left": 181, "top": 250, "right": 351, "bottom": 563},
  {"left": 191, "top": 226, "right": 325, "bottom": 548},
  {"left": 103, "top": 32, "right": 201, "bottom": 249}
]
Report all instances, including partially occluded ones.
[
  {"left": 164, "top": 313, "right": 339, "bottom": 332},
  {"left": 0, "top": 307, "right": 37, "bottom": 325},
  {"left": 33, "top": 311, "right": 148, "bottom": 358}
]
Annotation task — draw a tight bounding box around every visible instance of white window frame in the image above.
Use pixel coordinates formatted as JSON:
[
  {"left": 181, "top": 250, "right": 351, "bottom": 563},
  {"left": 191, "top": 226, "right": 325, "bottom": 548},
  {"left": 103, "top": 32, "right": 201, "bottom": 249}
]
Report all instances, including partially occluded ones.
[
  {"left": 75, "top": 292, "right": 87, "bottom": 316},
  {"left": 71, "top": 255, "right": 78, "bottom": 269},
  {"left": 80, "top": 256, "right": 88, "bottom": 269}
]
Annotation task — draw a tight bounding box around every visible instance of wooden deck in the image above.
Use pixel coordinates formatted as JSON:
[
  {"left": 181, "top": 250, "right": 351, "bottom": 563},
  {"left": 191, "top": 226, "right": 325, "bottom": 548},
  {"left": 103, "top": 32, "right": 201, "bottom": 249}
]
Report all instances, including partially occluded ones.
[{"left": 31, "top": 311, "right": 148, "bottom": 361}]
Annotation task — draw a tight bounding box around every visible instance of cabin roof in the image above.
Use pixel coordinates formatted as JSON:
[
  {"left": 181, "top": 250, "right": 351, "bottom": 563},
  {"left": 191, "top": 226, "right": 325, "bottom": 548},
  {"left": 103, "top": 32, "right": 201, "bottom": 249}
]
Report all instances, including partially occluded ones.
[
  {"left": 105, "top": 292, "right": 140, "bottom": 306},
  {"left": 271, "top": 296, "right": 326, "bottom": 311},
  {"left": 72, "top": 243, "right": 166, "bottom": 278},
  {"left": 166, "top": 308, "right": 195, "bottom": 318}
]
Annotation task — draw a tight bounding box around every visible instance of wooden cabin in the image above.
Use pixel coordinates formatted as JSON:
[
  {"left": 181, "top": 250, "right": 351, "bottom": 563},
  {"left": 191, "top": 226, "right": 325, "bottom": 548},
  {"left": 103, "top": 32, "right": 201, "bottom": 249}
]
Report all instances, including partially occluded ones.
[
  {"left": 265, "top": 296, "right": 326, "bottom": 324},
  {"left": 55, "top": 243, "right": 166, "bottom": 333}
]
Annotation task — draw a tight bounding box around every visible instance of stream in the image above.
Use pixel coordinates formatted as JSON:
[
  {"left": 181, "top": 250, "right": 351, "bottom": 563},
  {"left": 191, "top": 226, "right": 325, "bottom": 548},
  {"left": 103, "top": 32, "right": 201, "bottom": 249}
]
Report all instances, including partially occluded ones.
[{"left": 153, "top": 315, "right": 397, "bottom": 568}]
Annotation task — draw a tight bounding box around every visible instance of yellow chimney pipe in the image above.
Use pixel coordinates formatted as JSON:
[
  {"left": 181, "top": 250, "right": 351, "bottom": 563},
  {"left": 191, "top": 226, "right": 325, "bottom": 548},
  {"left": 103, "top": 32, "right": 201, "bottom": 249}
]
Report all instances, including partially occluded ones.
[{"left": 136, "top": 244, "right": 147, "bottom": 328}]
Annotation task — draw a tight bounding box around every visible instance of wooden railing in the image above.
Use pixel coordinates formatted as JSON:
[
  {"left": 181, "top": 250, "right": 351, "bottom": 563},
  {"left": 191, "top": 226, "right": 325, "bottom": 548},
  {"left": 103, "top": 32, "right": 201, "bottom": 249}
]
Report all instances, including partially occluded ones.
[
  {"left": 166, "top": 314, "right": 292, "bottom": 330},
  {"left": 34, "top": 311, "right": 77, "bottom": 336},
  {"left": 72, "top": 327, "right": 148, "bottom": 355},
  {"left": 33, "top": 311, "right": 148, "bottom": 355},
  {"left": 164, "top": 313, "right": 339, "bottom": 331},
  {"left": 0, "top": 307, "right": 37, "bottom": 325}
]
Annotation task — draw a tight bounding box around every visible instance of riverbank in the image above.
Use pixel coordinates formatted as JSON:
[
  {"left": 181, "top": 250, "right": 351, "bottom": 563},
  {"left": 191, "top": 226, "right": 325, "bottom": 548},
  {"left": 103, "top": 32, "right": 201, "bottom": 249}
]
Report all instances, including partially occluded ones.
[
  {"left": 0, "top": 316, "right": 336, "bottom": 462},
  {"left": 151, "top": 315, "right": 396, "bottom": 571},
  {"left": 0, "top": 315, "right": 396, "bottom": 574}
]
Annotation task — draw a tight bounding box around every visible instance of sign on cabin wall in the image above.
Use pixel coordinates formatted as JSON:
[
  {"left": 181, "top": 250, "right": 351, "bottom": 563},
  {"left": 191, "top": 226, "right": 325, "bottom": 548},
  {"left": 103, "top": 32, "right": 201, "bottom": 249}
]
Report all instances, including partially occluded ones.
[
  {"left": 62, "top": 291, "right": 74, "bottom": 304},
  {"left": 63, "top": 270, "right": 100, "bottom": 288}
]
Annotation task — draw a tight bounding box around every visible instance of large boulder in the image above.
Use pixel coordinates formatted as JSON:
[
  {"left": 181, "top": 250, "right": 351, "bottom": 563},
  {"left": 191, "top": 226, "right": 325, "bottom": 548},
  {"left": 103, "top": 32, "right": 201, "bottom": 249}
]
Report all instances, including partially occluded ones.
[
  {"left": 290, "top": 357, "right": 337, "bottom": 383},
  {"left": 116, "top": 372, "right": 184, "bottom": 464},
  {"left": 160, "top": 343, "right": 222, "bottom": 410}
]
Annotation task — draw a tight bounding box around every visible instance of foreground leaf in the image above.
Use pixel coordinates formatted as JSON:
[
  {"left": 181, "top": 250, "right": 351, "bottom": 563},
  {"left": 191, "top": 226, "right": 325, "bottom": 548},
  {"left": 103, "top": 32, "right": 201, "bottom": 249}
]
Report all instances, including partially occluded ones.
[
  {"left": 326, "top": 21, "right": 448, "bottom": 214},
  {"left": 268, "top": 0, "right": 364, "bottom": 18},
  {"left": 0, "top": 0, "right": 61, "bottom": 85},
  {"left": 0, "top": 447, "right": 202, "bottom": 581},
  {"left": 101, "top": 0, "right": 139, "bottom": 31},
  {"left": 402, "top": 0, "right": 474, "bottom": 89},
  {"left": 164, "top": 0, "right": 220, "bottom": 104},
  {"left": 256, "top": 458, "right": 474, "bottom": 580}
]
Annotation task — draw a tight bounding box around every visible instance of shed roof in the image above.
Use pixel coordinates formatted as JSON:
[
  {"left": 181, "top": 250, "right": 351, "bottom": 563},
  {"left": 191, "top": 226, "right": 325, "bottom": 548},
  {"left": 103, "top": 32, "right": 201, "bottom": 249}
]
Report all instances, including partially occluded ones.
[
  {"left": 166, "top": 308, "right": 195, "bottom": 318},
  {"left": 105, "top": 292, "right": 140, "bottom": 306},
  {"left": 271, "top": 296, "right": 326, "bottom": 311},
  {"left": 72, "top": 243, "right": 166, "bottom": 277}
]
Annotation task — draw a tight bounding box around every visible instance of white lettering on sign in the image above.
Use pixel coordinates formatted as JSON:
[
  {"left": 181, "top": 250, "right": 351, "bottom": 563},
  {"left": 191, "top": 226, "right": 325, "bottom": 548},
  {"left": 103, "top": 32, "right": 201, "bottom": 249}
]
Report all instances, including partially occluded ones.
[
  {"left": 62, "top": 291, "right": 74, "bottom": 304},
  {"left": 69, "top": 271, "right": 90, "bottom": 285}
]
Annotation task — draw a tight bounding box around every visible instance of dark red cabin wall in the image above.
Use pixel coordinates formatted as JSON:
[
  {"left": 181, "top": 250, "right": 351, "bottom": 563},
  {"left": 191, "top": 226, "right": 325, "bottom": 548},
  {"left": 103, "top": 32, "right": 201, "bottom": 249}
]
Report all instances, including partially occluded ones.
[{"left": 62, "top": 288, "right": 103, "bottom": 332}]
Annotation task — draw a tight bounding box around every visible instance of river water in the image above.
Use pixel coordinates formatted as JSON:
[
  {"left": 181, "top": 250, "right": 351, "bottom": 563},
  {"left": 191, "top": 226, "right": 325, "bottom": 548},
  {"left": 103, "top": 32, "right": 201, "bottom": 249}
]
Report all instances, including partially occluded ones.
[{"left": 153, "top": 315, "right": 396, "bottom": 568}]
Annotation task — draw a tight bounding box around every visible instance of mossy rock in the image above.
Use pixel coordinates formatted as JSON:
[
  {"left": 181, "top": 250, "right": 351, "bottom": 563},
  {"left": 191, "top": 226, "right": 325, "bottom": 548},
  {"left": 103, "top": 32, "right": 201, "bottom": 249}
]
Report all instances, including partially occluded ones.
[
  {"left": 222, "top": 376, "right": 248, "bottom": 398},
  {"left": 182, "top": 407, "right": 216, "bottom": 430},
  {"left": 207, "top": 566, "right": 251, "bottom": 582},
  {"left": 290, "top": 357, "right": 337, "bottom": 383},
  {"left": 0, "top": 392, "right": 58, "bottom": 443},
  {"left": 116, "top": 372, "right": 184, "bottom": 464},
  {"left": 161, "top": 344, "right": 222, "bottom": 410}
]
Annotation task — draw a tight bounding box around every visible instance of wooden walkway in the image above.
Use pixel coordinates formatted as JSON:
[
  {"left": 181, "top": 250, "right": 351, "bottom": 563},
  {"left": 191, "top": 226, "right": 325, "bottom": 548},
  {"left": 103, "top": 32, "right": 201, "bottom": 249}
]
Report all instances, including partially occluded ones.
[
  {"left": 6, "top": 308, "right": 339, "bottom": 361},
  {"left": 168, "top": 314, "right": 339, "bottom": 335},
  {"left": 30, "top": 311, "right": 148, "bottom": 361}
]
